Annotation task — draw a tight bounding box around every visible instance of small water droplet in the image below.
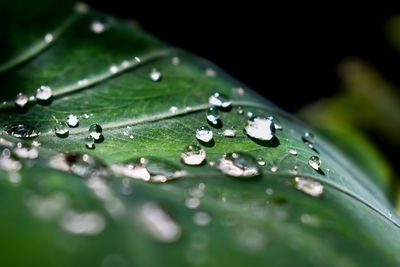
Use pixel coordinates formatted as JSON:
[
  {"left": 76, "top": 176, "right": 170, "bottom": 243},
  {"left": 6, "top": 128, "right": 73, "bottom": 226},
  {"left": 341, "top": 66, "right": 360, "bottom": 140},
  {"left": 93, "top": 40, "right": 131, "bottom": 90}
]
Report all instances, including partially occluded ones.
[
  {"left": 294, "top": 177, "right": 323, "bottom": 197},
  {"left": 222, "top": 129, "right": 236, "bottom": 137},
  {"left": 67, "top": 114, "right": 79, "bottom": 127},
  {"left": 44, "top": 33, "right": 53, "bottom": 43},
  {"left": 208, "top": 92, "right": 231, "bottom": 109},
  {"left": 36, "top": 85, "right": 52, "bottom": 101},
  {"left": 303, "top": 132, "right": 316, "bottom": 144},
  {"left": 237, "top": 107, "right": 244, "bottom": 115},
  {"left": 109, "top": 65, "right": 118, "bottom": 74},
  {"left": 15, "top": 93, "right": 28, "bottom": 108},
  {"left": 172, "top": 56, "right": 180, "bottom": 65},
  {"left": 134, "top": 56, "right": 141, "bottom": 63},
  {"left": 185, "top": 197, "right": 200, "bottom": 209},
  {"left": 150, "top": 68, "right": 161, "bottom": 82},
  {"left": 121, "top": 60, "right": 130, "bottom": 68},
  {"left": 61, "top": 210, "right": 105, "bottom": 235},
  {"left": 268, "top": 161, "right": 278, "bottom": 172},
  {"left": 78, "top": 79, "right": 89, "bottom": 86},
  {"left": 206, "top": 107, "right": 220, "bottom": 126},
  {"left": 247, "top": 111, "right": 253, "bottom": 118},
  {"left": 216, "top": 152, "right": 261, "bottom": 178},
  {"left": 181, "top": 145, "right": 206, "bottom": 166},
  {"left": 257, "top": 160, "right": 266, "bottom": 166},
  {"left": 308, "top": 156, "right": 321, "bottom": 171},
  {"left": 169, "top": 106, "right": 178, "bottom": 114},
  {"left": 233, "top": 87, "right": 245, "bottom": 95},
  {"left": 268, "top": 116, "right": 282, "bottom": 130},
  {"left": 193, "top": 211, "right": 212, "bottom": 226},
  {"left": 244, "top": 116, "right": 275, "bottom": 141},
  {"left": 90, "top": 20, "right": 106, "bottom": 34},
  {"left": 89, "top": 124, "right": 103, "bottom": 140},
  {"left": 55, "top": 122, "right": 69, "bottom": 137},
  {"left": 196, "top": 126, "right": 213, "bottom": 143},
  {"left": 288, "top": 149, "right": 297, "bottom": 156},
  {"left": 266, "top": 188, "right": 274, "bottom": 195},
  {"left": 6, "top": 124, "right": 39, "bottom": 138},
  {"left": 205, "top": 68, "right": 216, "bottom": 77},
  {"left": 85, "top": 136, "right": 95, "bottom": 149}
]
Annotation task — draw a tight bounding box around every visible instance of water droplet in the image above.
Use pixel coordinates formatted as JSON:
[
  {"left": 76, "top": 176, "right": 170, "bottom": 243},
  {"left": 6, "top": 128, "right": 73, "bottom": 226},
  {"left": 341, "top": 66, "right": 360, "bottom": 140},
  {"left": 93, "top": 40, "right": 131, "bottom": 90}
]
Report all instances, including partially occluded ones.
[
  {"left": 206, "top": 107, "right": 220, "bottom": 125},
  {"left": 169, "top": 106, "right": 178, "bottom": 114},
  {"left": 185, "top": 197, "right": 200, "bottom": 209},
  {"left": 193, "top": 211, "right": 212, "bottom": 226},
  {"left": 121, "top": 60, "right": 130, "bottom": 68},
  {"left": 268, "top": 116, "right": 282, "bottom": 130},
  {"left": 208, "top": 92, "right": 231, "bottom": 109},
  {"left": 6, "top": 124, "right": 39, "bottom": 138},
  {"left": 216, "top": 152, "right": 261, "bottom": 178},
  {"left": 266, "top": 188, "right": 274, "bottom": 195},
  {"left": 111, "top": 157, "right": 186, "bottom": 182},
  {"left": 35, "top": 85, "right": 52, "bottom": 101},
  {"left": 90, "top": 20, "right": 106, "bottom": 34},
  {"left": 134, "top": 56, "right": 141, "bottom": 63},
  {"left": 0, "top": 148, "right": 22, "bottom": 171},
  {"left": 205, "top": 68, "right": 216, "bottom": 77},
  {"left": 140, "top": 202, "right": 181, "bottom": 242},
  {"left": 237, "top": 107, "right": 244, "bottom": 115},
  {"left": 75, "top": 2, "right": 89, "bottom": 13},
  {"left": 85, "top": 136, "right": 95, "bottom": 149},
  {"left": 308, "top": 156, "right": 321, "bottom": 171},
  {"left": 109, "top": 65, "right": 118, "bottom": 74},
  {"left": 288, "top": 149, "right": 297, "bottom": 156},
  {"left": 13, "top": 143, "right": 39, "bottom": 159},
  {"left": 78, "top": 79, "right": 89, "bottom": 86},
  {"left": 303, "top": 132, "right": 316, "bottom": 144},
  {"left": 268, "top": 161, "right": 278, "bottom": 172},
  {"left": 61, "top": 210, "right": 105, "bottom": 235},
  {"left": 294, "top": 177, "right": 323, "bottom": 197},
  {"left": 15, "top": 93, "right": 28, "bottom": 108},
  {"left": 300, "top": 213, "right": 320, "bottom": 226},
  {"left": 44, "top": 33, "right": 53, "bottom": 43},
  {"left": 89, "top": 124, "right": 103, "bottom": 140},
  {"left": 244, "top": 116, "right": 275, "bottom": 141},
  {"left": 181, "top": 145, "right": 206, "bottom": 166},
  {"left": 55, "top": 122, "right": 69, "bottom": 137},
  {"left": 66, "top": 114, "right": 79, "bottom": 127},
  {"left": 257, "top": 160, "right": 266, "bottom": 166},
  {"left": 150, "top": 68, "right": 161, "bottom": 82},
  {"left": 222, "top": 129, "right": 236, "bottom": 137},
  {"left": 172, "top": 56, "right": 180, "bottom": 65},
  {"left": 196, "top": 126, "right": 213, "bottom": 143}
]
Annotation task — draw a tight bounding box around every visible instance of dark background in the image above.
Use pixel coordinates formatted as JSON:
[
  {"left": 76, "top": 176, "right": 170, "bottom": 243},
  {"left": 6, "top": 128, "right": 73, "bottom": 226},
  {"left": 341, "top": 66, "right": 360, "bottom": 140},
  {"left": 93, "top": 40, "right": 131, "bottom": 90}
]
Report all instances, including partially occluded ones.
[{"left": 86, "top": 2, "right": 400, "bottom": 112}]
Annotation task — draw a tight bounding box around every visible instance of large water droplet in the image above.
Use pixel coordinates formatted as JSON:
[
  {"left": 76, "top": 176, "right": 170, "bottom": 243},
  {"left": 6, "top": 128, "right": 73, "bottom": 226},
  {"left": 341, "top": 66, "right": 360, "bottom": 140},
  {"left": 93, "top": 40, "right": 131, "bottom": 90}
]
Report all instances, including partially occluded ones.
[
  {"left": 208, "top": 92, "right": 231, "bottom": 109},
  {"left": 308, "top": 156, "right": 321, "bottom": 171},
  {"left": 303, "top": 132, "right": 316, "bottom": 144},
  {"left": 150, "top": 68, "right": 161, "bottom": 82},
  {"left": 196, "top": 126, "right": 213, "bottom": 143},
  {"left": 6, "top": 124, "right": 39, "bottom": 138},
  {"left": 206, "top": 107, "right": 220, "bottom": 126},
  {"left": 67, "top": 114, "right": 79, "bottom": 127},
  {"left": 35, "top": 85, "right": 52, "bottom": 101},
  {"left": 294, "top": 177, "right": 323, "bottom": 197},
  {"left": 181, "top": 145, "right": 206, "bottom": 166},
  {"left": 216, "top": 152, "right": 261, "bottom": 178},
  {"left": 55, "top": 122, "right": 69, "bottom": 137},
  {"left": 244, "top": 116, "right": 275, "bottom": 141},
  {"left": 111, "top": 157, "right": 186, "bottom": 182},
  {"left": 85, "top": 136, "right": 95, "bottom": 149},
  {"left": 89, "top": 124, "right": 103, "bottom": 140},
  {"left": 15, "top": 93, "right": 28, "bottom": 108}
]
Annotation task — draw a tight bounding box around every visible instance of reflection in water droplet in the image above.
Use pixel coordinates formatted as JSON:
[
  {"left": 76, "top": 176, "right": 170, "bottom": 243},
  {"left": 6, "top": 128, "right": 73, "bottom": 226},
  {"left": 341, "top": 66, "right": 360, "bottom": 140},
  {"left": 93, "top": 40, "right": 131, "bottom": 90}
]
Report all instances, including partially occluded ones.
[
  {"left": 288, "top": 149, "right": 297, "bottom": 156},
  {"left": 303, "top": 132, "right": 316, "bottom": 144},
  {"left": 44, "top": 33, "right": 53, "bottom": 43},
  {"left": 111, "top": 157, "right": 186, "bottom": 182},
  {"left": 61, "top": 210, "right": 105, "bottom": 235},
  {"left": 7, "top": 124, "right": 39, "bottom": 138},
  {"left": 90, "top": 20, "right": 106, "bottom": 34},
  {"left": 196, "top": 126, "right": 213, "bottom": 143},
  {"left": 55, "top": 122, "right": 69, "bottom": 137},
  {"left": 222, "top": 129, "right": 236, "bottom": 137},
  {"left": 15, "top": 93, "right": 28, "bottom": 108},
  {"left": 217, "top": 152, "right": 261, "bottom": 178},
  {"left": 140, "top": 202, "right": 181, "bottom": 242},
  {"left": 150, "top": 68, "right": 161, "bottom": 82},
  {"left": 268, "top": 161, "right": 278, "bottom": 172},
  {"left": 89, "top": 124, "right": 103, "bottom": 140},
  {"left": 36, "top": 85, "right": 52, "bottom": 101},
  {"left": 244, "top": 117, "right": 275, "bottom": 141},
  {"left": 268, "top": 116, "right": 282, "bottom": 130},
  {"left": 181, "top": 145, "right": 206, "bottom": 165},
  {"left": 294, "top": 177, "right": 323, "bottom": 197},
  {"left": 67, "top": 114, "right": 79, "bottom": 127},
  {"left": 206, "top": 107, "right": 220, "bottom": 125},
  {"left": 308, "top": 156, "right": 321, "bottom": 171},
  {"left": 85, "top": 136, "right": 95, "bottom": 149},
  {"left": 208, "top": 92, "right": 231, "bottom": 109},
  {"left": 193, "top": 211, "right": 211, "bottom": 226}
]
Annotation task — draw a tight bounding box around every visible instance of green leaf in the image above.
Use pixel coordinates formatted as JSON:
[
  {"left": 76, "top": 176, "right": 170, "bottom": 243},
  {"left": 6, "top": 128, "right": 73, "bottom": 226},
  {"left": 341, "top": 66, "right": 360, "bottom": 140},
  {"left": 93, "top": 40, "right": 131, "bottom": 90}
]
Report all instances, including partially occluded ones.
[{"left": 1, "top": 1, "right": 400, "bottom": 266}]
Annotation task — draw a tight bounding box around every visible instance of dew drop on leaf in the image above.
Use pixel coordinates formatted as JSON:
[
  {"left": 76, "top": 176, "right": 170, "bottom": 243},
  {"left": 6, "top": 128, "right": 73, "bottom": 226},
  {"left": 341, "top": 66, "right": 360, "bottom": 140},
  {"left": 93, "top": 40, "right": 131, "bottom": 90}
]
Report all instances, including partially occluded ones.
[
  {"left": 35, "top": 85, "right": 52, "bottom": 101},
  {"left": 171, "top": 56, "right": 180, "bottom": 65},
  {"left": 0, "top": 148, "right": 22, "bottom": 171},
  {"left": 13, "top": 142, "right": 39, "bottom": 159},
  {"left": 303, "top": 131, "right": 316, "bottom": 144},
  {"left": 90, "top": 20, "right": 106, "bottom": 34},
  {"left": 149, "top": 68, "right": 161, "bottom": 82},
  {"left": 6, "top": 124, "right": 39, "bottom": 138},
  {"left": 15, "top": 93, "right": 28, "bottom": 108},
  {"left": 85, "top": 136, "right": 95, "bottom": 149},
  {"left": 206, "top": 107, "right": 220, "bottom": 126},
  {"left": 193, "top": 211, "right": 212, "bottom": 226},
  {"left": 288, "top": 149, "right": 298, "bottom": 156},
  {"left": 89, "top": 124, "right": 103, "bottom": 140},
  {"left": 44, "top": 33, "right": 53, "bottom": 43},
  {"left": 184, "top": 197, "right": 200, "bottom": 209},
  {"left": 181, "top": 145, "right": 206, "bottom": 166},
  {"left": 61, "top": 210, "right": 105, "bottom": 236},
  {"left": 66, "top": 114, "right": 79, "bottom": 127},
  {"left": 196, "top": 126, "right": 213, "bottom": 143},
  {"left": 55, "top": 121, "right": 69, "bottom": 137},
  {"left": 237, "top": 106, "right": 244, "bottom": 115},
  {"left": 294, "top": 177, "right": 323, "bottom": 197},
  {"left": 222, "top": 129, "right": 236, "bottom": 137},
  {"left": 208, "top": 92, "right": 231, "bottom": 109},
  {"left": 216, "top": 152, "right": 261, "bottom": 178},
  {"left": 109, "top": 65, "right": 118, "bottom": 74},
  {"left": 308, "top": 156, "right": 322, "bottom": 171},
  {"left": 244, "top": 116, "right": 275, "bottom": 141}
]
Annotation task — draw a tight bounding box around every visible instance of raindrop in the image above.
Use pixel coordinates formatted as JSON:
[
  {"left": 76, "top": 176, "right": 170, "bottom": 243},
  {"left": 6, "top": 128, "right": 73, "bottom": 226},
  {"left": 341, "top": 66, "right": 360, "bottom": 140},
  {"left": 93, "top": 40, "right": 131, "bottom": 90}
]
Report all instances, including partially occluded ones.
[
  {"left": 244, "top": 116, "right": 275, "bottom": 141},
  {"left": 15, "top": 93, "right": 28, "bottom": 108},
  {"left": 206, "top": 107, "right": 220, "bottom": 125},
  {"left": 222, "top": 129, "right": 236, "bottom": 137},
  {"left": 268, "top": 116, "right": 282, "bottom": 130},
  {"left": 193, "top": 211, "right": 212, "bottom": 226},
  {"left": 216, "top": 152, "right": 261, "bottom": 178},
  {"left": 302, "top": 132, "right": 316, "bottom": 144},
  {"left": 6, "top": 124, "right": 39, "bottom": 138},
  {"left": 196, "top": 126, "right": 213, "bottom": 143},
  {"left": 294, "top": 177, "right": 323, "bottom": 197},
  {"left": 44, "top": 33, "right": 53, "bottom": 43},
  {"left": 150, "top": 68, "right": 161, "bottom": 82},
  {"left": 89, "top": 124, "right": 103, "bottom": 140},
  {"left": 85, "top": 136, "right": 95, "bottom": 149},
  {"left": 268, "top": 161, "right": 278, "bottom": 172},
  {"left": 308, "top": 156, "right": 321, "bottom": 171},
  {"left": 288, "top": 149, "right": 298, "bottom": 156},
  {"left": 90, "top": 20, "right": 106, "bottom": 34},
  {"left": 181, "top": 145, "right": 206, "bottom": 166},
  {"left": 67, "top": 114, "right": 79, "bottom": 127},
  {"left": 208, "top": 92, "right": 231, "bottom": 109},
  {"left": 35, "top": 85, "right": 52, "bottom": 101},
  {"left": 61, "top": 210, "right": 105, "bottom": 235},
  {"left": 55, "top": 122, "right": 69, "bottom": 137}
]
